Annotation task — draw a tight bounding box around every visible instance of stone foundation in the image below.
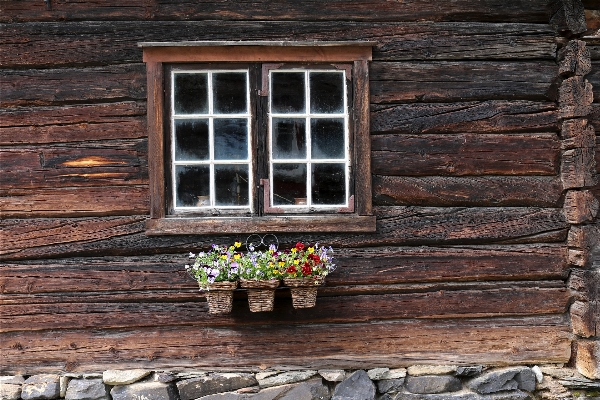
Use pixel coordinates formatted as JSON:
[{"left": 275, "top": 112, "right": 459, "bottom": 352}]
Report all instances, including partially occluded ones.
[{"left": 1, "top": 365, "right": 599, "bottom": 400}]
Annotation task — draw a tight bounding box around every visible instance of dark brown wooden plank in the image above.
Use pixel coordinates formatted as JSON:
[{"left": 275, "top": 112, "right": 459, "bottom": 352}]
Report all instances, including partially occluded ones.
[
  {"left": 0, "top": 64, "right": 146, "bottom": 107},
  {"left": 373, "top": 176, "right": 563, "bottom": 207},
  {"left": 371, "top": 133, "right": 560, "bottom": 176},
  {"left": 0, "top": 315, "right": 571, "bottom": 373},
  {"left": 0, "top": 0, "right": 554, "bottom": 23},
  {"left": 0, "top": 245, "right": 568, "bottom": 295},
  {"left": 370, "top": 61, "right": 558, "bottom": 104},
  {"left": 0, "top": 207, "right": 569, "bottom": 260},
  {"left": 0, "top": 102, "right": 146, "bottom": 145},
  {"left": 0, "top": 186, "right": 149, "bottom": 217},
  {"left": 0, "top": 286, "right": 570, "bottom": 332},
  {"left": 0, "top": 22, "right": 557, "bottom": 68},
  {"left": 371, "top": 101, "right": 559, "bottom": 135},
  {"left": 0, "top": 141, "right": 148, "bottom": 189}
]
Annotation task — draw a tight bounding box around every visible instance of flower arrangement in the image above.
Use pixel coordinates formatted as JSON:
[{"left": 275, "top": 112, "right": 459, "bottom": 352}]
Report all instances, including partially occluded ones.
[
  {"left": 280, "top": 242, "right": 336, "bottom": 281},
  {"left": 186, "top": 241, "right": 243, "bottom": 290}
]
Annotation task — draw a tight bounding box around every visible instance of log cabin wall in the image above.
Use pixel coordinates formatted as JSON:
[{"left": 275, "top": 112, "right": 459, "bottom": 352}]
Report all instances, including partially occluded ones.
[{"left": 0, "top": 0, "right": 598, "bottom": 374}]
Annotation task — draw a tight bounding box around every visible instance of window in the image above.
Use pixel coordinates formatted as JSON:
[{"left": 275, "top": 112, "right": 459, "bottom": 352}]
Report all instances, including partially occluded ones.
[{"left": 142, "top": 42, "right": 375, "bottom": 235}]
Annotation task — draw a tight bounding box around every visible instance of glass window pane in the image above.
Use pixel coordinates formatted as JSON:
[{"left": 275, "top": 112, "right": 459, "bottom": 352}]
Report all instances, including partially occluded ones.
[
  {"left": 174, "top": 73, "right": 208, "bottom": 114},
  {"left": 272, "top": 118, "right": 306, "bottom": 160},
  {"left": 272, "top": 164, "right": 307, "bottom": 206},
  {"left": 213, "top": 72, "right": 247, "bottom": 114},
  {"left": 271, "top": 72, "right": 305, "bottom": 114},
  {"left": 312, "top": 163, "right": 346, "bottom": 205},
  {"left": 311, "top": 118, "right": 345, "bottom": 159},
  {"left": 174, "top": 119, "right": 209, "bottom": 161},
  {"left": 214, "top": 118, "right": 248, "bottom": 160},
  {"left": 215, "top": 165, "right": 249, "bottom": 206},
  {"left": 175, "top": 165, "right": 210, "bottom": 207},
  {"left": 310, "top": 72, "right": 344, "bottom": 114}
]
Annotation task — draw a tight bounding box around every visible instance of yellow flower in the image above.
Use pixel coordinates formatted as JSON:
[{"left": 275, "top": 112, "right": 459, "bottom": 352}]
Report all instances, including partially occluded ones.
[
  {"left": 294, "top": 260, "right": 300, "bottom": 265},
  {"left": 234, "top": 254, "right": 241, "bottom": 260},
  {"left": 274, "top": 270, "right": 279, "bottom": 275},
  {"left": 291, "top": 248, "right": 297, "bottom": 254},
  {"left": 235, "top": 241, "right": 242, "bottom": 248},
  {"left": 308, "top": 247, "right": 314, "bottom": 253},
  {"left": 269, "top": 262, "right": 274, "bottom": 268},
  {"left": 221, "top": 255, "right": 228, "bottom": 260},
  {"left": 278, "top": 261, "right": 285, "bottom": 267}
]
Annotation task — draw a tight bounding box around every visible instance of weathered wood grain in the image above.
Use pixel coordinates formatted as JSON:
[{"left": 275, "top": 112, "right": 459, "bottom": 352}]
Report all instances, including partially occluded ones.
[
  {"left": 0, "top": 286, "right": 570, "bottom": 333},
  {"left": 0, "top": 22, "right": 557, "bottom": 68},
  {"left": 0, "top": 0, "right": 554, "bottom": 23},
  {"left": 564, "top": 190, "right": 599, "bottom": 224},
  {"left": 0, "top": 186, "right": 149, "bottom": 218},
  {"left": 370, "top": 61, "right": 557, "bottom": 103},
  {"left": 0, "top": 64, "right": 146, "bottom": 107},
  {"left": 0, "top": 245, "right": 568, "bottom": 295},
  {"left": 0, "top": 141, "right": 148, "bottom": 189},
  {"left": 0, "top": 102, "right": 146, "bottom": 145},
  {"left": 0, "top": 208, "right": 568, "bottom": 260},
  {"left": 559, "top": 75, "right": 594, "bottom": 118},
  {"left": 0, "top": 315, "right": 571, "bottom": 373},
  {"left": 558, "top": 39, "right": 592, "bottom": 77},
  {"left": 570, "top": 301, "right": 599, "bottom": 337},
  {"left": 569, "top": 268, "right": 600, "bottom": 303},
  {"left": 589, "top": 61, "right": 600, "bottom": 102},
  {"left": 371, "top": 101, "right": 559, "bottom": 135},
  {"left": 373, "top": 176, "right": 563, "bottom": 207},
  {"left": 576, "top": 339, "right": 600, "bottom": 380},
  {"left": 561, "top": 148, "right": 598, "bottom": 189},
  {"left": 371, "top": 133, "right": 560, "bottom": 176}
]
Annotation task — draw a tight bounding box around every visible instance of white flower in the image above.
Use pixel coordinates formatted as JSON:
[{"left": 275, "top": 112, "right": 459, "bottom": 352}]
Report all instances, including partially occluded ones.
[{"left": 188, "top": 252, "right": 195, "bottom": 258}]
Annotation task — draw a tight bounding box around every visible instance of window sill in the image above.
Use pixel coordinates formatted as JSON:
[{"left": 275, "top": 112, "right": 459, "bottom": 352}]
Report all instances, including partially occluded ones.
[{"left": 145, "top": 215, "right": 376, "bottom": 236}]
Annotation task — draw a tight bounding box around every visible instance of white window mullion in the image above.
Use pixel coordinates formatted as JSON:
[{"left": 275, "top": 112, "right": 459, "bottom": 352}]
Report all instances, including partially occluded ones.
[
  {"left": 208, "top": 72, "right": 215, "bottom": 207},
  {"left": 305, "top": 71, "right": 312, "bottom": 207}
]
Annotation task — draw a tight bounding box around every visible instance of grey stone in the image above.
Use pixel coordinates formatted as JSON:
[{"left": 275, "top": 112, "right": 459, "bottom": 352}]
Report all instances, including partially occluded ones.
[
  {"left": 331, "top": 370, "right": 376, "bottom": 400},
  {"left": 103, "top": 369, "right": 151, "bottom": 385},
  {"left": 21, "top": 374, "right": 61, "bottom": 400},
  {"left": 455, "top": 366, "right": 484, "bottom": 378},
  {"left": 255, "top": 372, "right": 279, "bottom": 381},
  {"left": 467, "top": 367, "right": 535, "bottom": 394},
  {"left": 407, "top": 366, "right": 458, "bottom": 377},
  {"left": 82, "top": 374, "right": 102, "bottom": 380},
  {"left": 392, "top": 390, "right": 532, "bottom": 400},
  {"left": 0, "top": 383, "right": 22, "bottom": 400},
  {"left": 0, "top": 376, "right": 25, "bottom": 385},
  {"left": 377, "top": 395, "right": 395, "bottom": 400},
  {"left": 279, "top": 378, "right": 330, "bottom": 400},
  {"left": 405, "top": 376, "right": 462, "bottom": 394},
  {"left": 65, "top": 379, "right": 109, "bottom": 400},
  {"left": 60, "top": 376, "right": 70, "bottom": 398},
  {"left": 258, "top": 371, "right": 317, "bottom": 388},
  {"left": 111, "top": 381, "right": 179, "bottom": 400},
  {"left": 368, "top": 368, "right": 390, "bottom": 380},
  {"left": 377, "top": 378, "right": 405, "bottom": 394},
  {"left": 154, "top": 372, "right": 178, "bottom": 383},
  {"left": 177, "top": 373, "right": 257, "bottom": 399},
  {"left": 380, "top": 370, "right": 407, "bottom": 380},
  {"left": 319, "top": 370, "right": 346, "bottom": 382}
]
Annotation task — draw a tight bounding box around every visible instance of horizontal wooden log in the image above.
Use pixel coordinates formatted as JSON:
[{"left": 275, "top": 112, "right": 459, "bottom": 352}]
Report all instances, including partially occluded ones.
[
  {"left": 371, "top": 101, "right": 559, "bottom": 135},
  {"left": 576, "top": 339, "right": 600, "bottom": 380},
  {"left": 0, "top": 141, "right": 148, "bottom": 189},
  {"left": 0, "top": 285, "right": 570, "bottom": 333},
  {"left": 0, "top": 0, "right": 554, "bottom": 23},
  {"left": 0, "top": 102, "right": 146, "bottom": 145},
  {"left": 559, "top": 75, "right": 594, "bottom": 118},
  {"left": 0, "top": 22, "right": 557, "bottom": 68},
  {"left": 370, "top": 61, "right": 557, "bottom": 104},
  {"left": 564, "top": 190, "right": 599, "bottom": 224},
  {"left": 371, "top": 134, "right": 560, "bottom": 176},
  {"left": 0, "top": 208, "right": 569, "bottom": 260},
  {"left": 0, "top": 315, "right": 571, "bottom": 373},
  {"left": 571, "top": 301, "right": 599, "bottom": 338},
  {"left": 0, "top": 64, "right": 146, "bottom": 107},
  {"left": 0, "top": 186, "right": 149, "bottom": 217},
  {"left": 373, "top": 176, "right": 563, "bottom": 207},
  {"left": 0, "top": 245, "right": 568, "bottom": 295}
]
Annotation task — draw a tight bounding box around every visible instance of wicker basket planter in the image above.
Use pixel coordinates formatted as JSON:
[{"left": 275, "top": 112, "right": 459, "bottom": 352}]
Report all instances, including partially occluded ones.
[
  {"left": 202, "top": 281, "right": 238, "bottom": 314},
  {"left": 240, "top": 279, "right": 280, "bottom": 312},
  {"left": 283, "top": 276, "right": 325, "bottom": 309}
]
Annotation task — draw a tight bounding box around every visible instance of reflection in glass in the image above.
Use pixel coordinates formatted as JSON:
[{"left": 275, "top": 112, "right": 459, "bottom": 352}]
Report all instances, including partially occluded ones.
[
  {"left": 272, "top": 118, "right": 306, "bottom": 159},
  {"left": 213, "top": 72, "right": 247, "bottom": 114},
  {"left": 271, "top": 72, "right": 305, "bottom": 113},
  {"left": 174, "top": 119, "right": 209, "bottom": 161},
  {"left": 215, "top": 165, "right": 249, "bottom": 206},
  {"left": 214, "top": 118, "right": 248, "bottom": 160},
  {"left": 175, "top": 165, "right": 210, "bottom": 207},
  {"left": 311, "top": 119, "right": 345, "bottom": 159},
  {"left": 312, "top": 163, "right": 345, "bottom": 205},
  {"left": 273, "top": 164, "right": 307, "bottom": 206},
  {"left": 174, "top": 73, "right": 208, "bottom": 114},
  {"left": 310, "top": 72, "right": 344, "bottom": 114}
]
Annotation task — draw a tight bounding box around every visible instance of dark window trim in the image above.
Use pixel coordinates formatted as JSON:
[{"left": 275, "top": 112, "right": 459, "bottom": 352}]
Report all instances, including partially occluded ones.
[{"left": 141, "top": 41, "right": 375, "bottom": 235}]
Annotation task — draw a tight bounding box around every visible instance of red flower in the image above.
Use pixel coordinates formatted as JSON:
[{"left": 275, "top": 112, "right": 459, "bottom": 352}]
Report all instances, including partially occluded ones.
[
  {"left": 287, "top": 265, "right": 297, "bottom": 274},
  {"left": 295, "top": 242, "right": 305, "bottom": 251},
  {"left": 301, "top": 264, "right": 312, "bottom": 276},
  {"left": 308, "top": 254, "right": 320, "bottom": 263}
]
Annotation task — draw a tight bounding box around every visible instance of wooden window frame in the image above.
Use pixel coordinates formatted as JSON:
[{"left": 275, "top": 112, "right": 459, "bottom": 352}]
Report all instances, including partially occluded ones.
[{"left": 141, "top": 41, "right": 376, "bottom": 235}]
